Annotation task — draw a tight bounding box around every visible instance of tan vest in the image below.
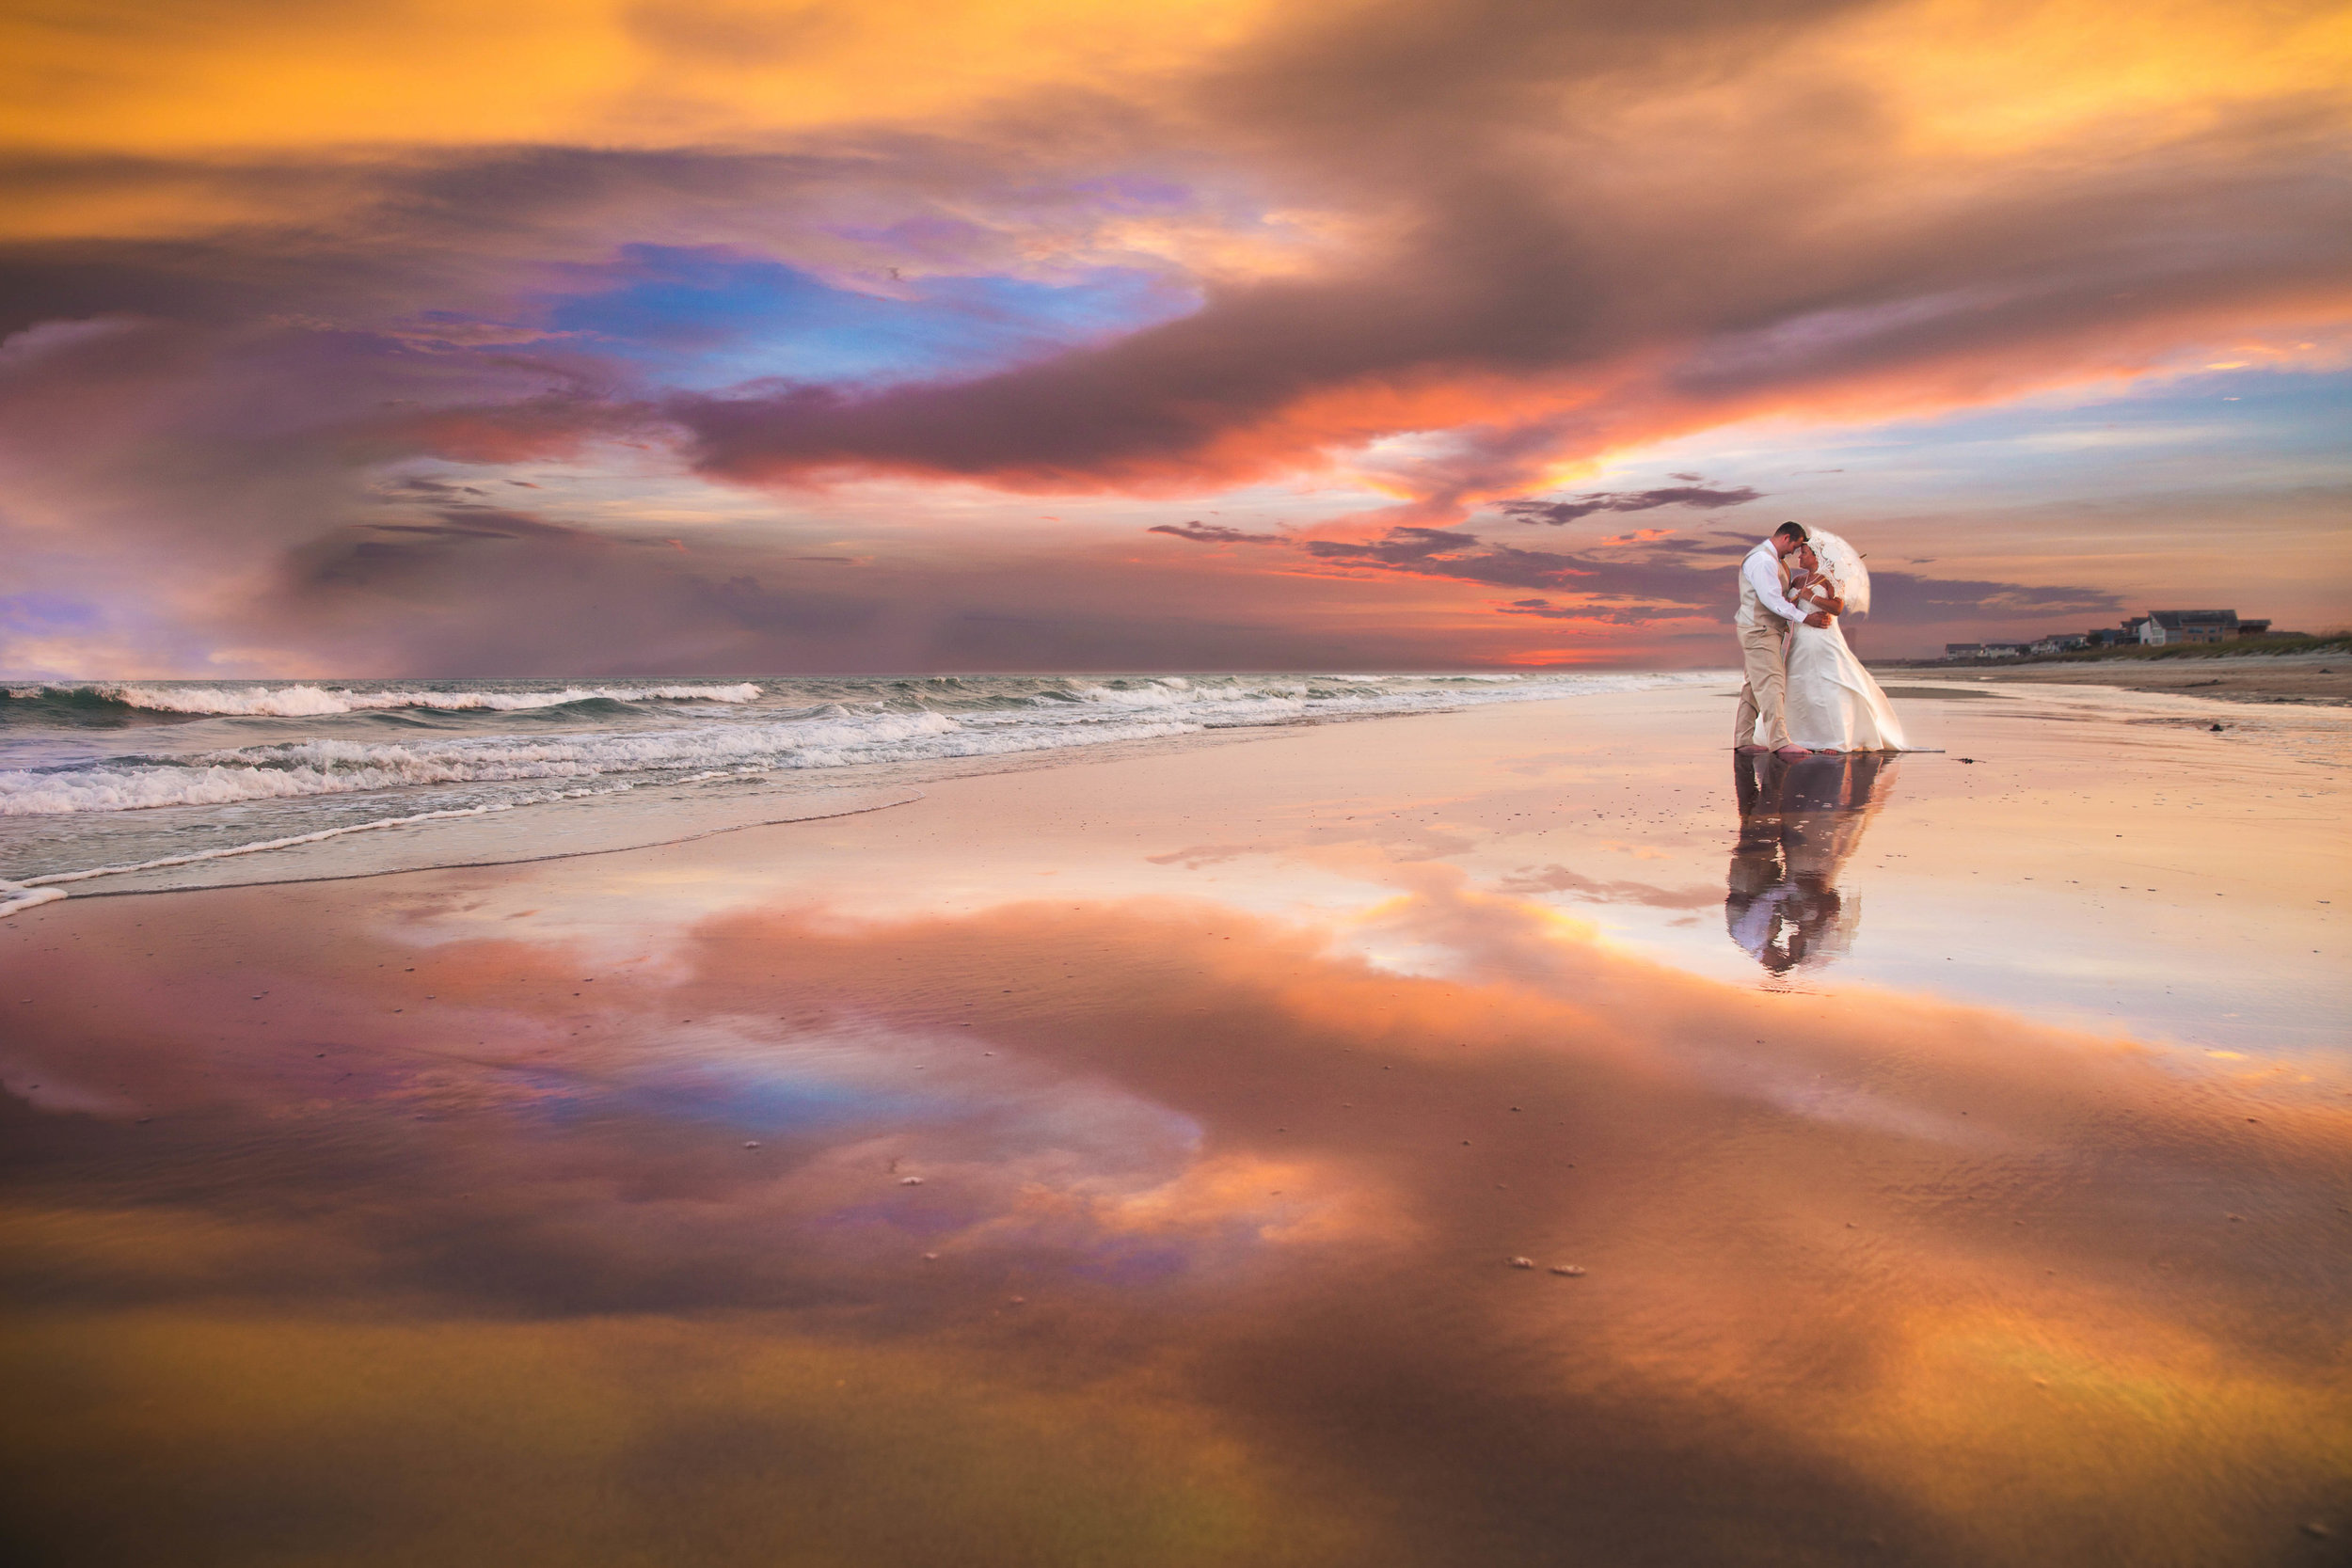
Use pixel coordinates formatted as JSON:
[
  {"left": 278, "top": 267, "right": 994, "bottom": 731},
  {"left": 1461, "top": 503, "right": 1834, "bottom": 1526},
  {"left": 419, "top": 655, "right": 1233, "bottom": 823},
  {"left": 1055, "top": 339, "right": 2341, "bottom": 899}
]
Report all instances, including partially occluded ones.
[{"left": 1735, "top": 542, "right": 1789, "bottom": 630}]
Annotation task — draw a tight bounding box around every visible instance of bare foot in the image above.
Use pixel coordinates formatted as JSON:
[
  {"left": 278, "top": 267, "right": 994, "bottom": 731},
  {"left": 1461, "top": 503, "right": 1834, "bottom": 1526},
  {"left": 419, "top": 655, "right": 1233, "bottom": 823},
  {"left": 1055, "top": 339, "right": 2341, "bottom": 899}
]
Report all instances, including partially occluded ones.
[
  {"left": 1772, "top": 745, "right": 1809, "bottom": 758},
  {"left": 1734, "top": 744, "right": 1767, "bottom": 753}
]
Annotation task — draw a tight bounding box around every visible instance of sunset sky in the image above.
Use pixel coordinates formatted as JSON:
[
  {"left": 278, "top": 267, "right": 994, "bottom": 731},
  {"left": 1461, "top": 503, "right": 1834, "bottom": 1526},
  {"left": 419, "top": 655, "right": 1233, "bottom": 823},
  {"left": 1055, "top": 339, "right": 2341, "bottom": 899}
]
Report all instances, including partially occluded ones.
[{"left": 3, "top": 0, "right": 2346, "bottom": 675}]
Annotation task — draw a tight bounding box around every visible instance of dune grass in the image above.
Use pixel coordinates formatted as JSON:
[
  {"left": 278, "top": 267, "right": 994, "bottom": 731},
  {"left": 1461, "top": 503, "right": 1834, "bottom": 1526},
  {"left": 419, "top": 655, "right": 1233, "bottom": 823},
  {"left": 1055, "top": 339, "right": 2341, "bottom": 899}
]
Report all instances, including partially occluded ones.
[{"left": 1894, "top": 632, "right": 2351, "bottom": 670}]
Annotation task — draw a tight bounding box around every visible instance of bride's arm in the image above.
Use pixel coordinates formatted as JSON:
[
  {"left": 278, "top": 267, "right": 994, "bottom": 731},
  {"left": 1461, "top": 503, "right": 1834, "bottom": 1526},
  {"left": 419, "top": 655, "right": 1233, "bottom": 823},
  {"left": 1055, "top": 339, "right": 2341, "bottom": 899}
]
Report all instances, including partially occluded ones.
[{"left": 1796, "top": 578, "right": 1845, "bottom": 615}]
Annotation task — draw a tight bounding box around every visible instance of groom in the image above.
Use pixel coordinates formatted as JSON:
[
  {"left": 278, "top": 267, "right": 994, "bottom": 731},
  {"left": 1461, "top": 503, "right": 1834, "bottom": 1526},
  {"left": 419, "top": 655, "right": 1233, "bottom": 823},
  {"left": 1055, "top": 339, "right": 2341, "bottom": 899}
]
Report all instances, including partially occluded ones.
[{"left": 1734, "top": 521, "right": 1833, "bottom": 756}]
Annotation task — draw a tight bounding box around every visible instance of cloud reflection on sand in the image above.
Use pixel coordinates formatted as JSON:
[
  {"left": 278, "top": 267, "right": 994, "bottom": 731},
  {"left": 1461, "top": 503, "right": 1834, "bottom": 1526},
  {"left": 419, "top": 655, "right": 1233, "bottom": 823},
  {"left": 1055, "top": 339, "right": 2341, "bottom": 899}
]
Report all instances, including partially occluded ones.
[{"left": 4, "top": 861, "right": 2348, "bottom": 1566}]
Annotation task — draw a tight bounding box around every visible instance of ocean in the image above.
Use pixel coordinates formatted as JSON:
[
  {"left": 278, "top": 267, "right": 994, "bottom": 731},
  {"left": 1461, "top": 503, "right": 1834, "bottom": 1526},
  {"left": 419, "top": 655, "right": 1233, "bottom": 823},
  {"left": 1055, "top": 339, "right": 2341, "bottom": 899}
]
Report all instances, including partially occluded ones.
[{"left": 0, "top": 670, "right": 1723, "bottom": 909}]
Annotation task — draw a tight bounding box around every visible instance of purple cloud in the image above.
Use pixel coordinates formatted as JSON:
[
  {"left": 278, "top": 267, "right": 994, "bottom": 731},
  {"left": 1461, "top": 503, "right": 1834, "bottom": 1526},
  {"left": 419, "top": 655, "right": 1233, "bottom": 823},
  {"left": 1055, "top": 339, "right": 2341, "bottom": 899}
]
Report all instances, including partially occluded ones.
[
  {"left": 1498, "top": 485, "right": 1763, "bottom": 527},
  {"left": 1148, "top": 521, "right": 1281, "bottom": 544}
]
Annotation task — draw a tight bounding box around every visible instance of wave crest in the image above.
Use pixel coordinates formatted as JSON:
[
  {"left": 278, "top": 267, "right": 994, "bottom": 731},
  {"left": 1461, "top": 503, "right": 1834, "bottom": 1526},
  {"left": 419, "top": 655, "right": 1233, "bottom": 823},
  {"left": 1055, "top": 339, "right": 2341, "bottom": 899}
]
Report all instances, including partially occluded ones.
[{"left": 5, "top": 682, "right": 764, "bottom": 718}]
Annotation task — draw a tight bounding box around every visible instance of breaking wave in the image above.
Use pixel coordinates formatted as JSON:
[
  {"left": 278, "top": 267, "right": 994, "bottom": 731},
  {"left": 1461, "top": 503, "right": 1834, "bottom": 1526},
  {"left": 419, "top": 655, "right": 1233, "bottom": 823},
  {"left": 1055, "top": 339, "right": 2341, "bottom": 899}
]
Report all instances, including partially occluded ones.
[
  {"left": 0, "top": 672, "right": 1733, "bottom": 819},
  {"left": 0, "top": 670, "right": 1735, "bottom": 906},
  {"left": 3, "top": 681, "right": 764, "bottom": 719},
  {"left": 0, "top": 708, "right": 1215, "bottom": 816}
]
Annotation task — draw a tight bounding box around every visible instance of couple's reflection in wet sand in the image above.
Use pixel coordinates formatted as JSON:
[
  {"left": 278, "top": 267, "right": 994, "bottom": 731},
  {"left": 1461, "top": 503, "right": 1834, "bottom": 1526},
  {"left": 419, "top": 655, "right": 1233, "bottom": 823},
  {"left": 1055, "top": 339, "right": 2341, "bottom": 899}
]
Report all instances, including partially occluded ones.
[{"left": 1726, "top": 750, "right": 1899, "bottom": 976}]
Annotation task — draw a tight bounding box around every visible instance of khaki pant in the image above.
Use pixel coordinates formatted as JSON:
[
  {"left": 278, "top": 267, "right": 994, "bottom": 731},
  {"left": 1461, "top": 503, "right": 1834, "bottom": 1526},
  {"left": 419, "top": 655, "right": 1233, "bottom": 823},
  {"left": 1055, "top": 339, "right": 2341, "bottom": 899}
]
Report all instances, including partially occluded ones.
[{"left": 1732, "top": 617, "right": 1790, "bottom": 748}]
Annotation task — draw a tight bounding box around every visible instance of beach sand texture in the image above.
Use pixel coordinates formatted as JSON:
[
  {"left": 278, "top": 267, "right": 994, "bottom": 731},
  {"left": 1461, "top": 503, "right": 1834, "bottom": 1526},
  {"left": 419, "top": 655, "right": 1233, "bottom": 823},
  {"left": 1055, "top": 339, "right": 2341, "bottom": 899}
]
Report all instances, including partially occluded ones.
[
  {"left": 3, "top": 681, "right": 2347, "bottom": 1567},
  {"left": 1917, "top": 651, "right": 2352, "bottom": 707}
]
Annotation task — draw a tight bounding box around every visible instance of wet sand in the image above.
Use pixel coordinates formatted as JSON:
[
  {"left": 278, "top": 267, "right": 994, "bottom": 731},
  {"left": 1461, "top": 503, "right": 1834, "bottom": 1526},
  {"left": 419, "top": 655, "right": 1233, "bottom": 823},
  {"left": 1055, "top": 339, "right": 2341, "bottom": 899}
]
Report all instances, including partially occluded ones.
[
  {"left": 1888, "top": 652, "right": 2352, "bottom": 706},
  {"left": 3, "top": 684, "right": 2347, "bottom": 1567}
]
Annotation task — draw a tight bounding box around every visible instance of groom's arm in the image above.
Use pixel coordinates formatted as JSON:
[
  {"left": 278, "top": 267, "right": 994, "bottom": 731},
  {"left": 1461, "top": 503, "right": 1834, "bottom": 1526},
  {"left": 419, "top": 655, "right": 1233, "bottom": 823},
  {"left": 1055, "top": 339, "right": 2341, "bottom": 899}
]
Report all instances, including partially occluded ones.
[{"left": 1742, "top": 550, "right": 1808, "bottom": 623}]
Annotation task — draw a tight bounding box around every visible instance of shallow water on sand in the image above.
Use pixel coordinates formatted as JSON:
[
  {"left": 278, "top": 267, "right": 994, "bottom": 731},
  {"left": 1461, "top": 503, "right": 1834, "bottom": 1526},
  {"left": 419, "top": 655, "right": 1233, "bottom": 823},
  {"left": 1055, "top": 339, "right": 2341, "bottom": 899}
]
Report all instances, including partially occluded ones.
[
  {"left": 0, "top": 671, "right": 1715, "bottom": 895},
  {"left": 2, "top": 680, "right": 2345, "bottom": 1567}
]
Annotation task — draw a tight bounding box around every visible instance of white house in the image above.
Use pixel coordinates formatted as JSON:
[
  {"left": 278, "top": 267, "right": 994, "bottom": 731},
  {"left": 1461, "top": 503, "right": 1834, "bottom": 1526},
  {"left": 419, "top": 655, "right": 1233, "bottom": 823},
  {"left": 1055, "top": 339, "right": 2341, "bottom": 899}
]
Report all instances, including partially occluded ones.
[{"left": 2141, "top": 610, "right": 2240, "bottom": 645}]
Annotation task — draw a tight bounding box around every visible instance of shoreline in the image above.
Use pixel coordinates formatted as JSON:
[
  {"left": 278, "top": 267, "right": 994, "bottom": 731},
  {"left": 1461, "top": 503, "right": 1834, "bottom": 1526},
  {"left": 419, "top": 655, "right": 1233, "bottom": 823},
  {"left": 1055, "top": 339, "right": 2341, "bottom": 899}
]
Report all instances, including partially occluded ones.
[
  {"left": 1871, "top": 649, "right": 2352, "bottom": 705},
  {"left": 0, "top": 687, "right": 1656, "bottom": 907},
  {"left": 15, "top": 662, "right": 2339, "bottom": 911}
]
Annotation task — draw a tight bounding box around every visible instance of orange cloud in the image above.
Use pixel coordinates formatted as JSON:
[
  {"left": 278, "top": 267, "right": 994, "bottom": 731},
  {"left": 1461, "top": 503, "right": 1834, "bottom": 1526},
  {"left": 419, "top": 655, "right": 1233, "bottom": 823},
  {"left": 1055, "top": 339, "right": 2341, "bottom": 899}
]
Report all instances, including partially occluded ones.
[{"left": 0, "top": 0, "right": 1285, "bottom": 153}]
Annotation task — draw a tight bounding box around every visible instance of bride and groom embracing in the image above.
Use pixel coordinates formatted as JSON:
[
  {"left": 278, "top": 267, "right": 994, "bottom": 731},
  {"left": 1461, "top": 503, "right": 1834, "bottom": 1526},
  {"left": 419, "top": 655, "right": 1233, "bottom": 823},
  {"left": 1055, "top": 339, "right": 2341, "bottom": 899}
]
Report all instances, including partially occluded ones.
[{"left": 1732, "top": 521, "right": 1908, "bottom": 755}]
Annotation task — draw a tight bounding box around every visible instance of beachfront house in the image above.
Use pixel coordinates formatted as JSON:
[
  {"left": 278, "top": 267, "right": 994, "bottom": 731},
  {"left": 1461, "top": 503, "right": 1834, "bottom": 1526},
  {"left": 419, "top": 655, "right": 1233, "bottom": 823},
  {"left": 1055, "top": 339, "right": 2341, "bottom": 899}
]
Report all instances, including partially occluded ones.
[
  {"left": 2141, "top": 610, "right": 2243, "bottom": 645},
  {"left": 1947, "top": 615, "right": 2280, "bottom": 662}
]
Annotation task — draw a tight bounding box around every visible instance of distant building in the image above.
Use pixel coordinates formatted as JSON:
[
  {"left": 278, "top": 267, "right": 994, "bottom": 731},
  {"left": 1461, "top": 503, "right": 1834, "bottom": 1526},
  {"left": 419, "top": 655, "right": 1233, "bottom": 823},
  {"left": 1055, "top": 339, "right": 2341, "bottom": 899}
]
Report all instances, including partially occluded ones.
[
  {"left": 1955, "top": 616, "right": 2282, "bottom": 658},
  {"left": 2141, "top": 610, "right": 2242, "bottom": 645}
]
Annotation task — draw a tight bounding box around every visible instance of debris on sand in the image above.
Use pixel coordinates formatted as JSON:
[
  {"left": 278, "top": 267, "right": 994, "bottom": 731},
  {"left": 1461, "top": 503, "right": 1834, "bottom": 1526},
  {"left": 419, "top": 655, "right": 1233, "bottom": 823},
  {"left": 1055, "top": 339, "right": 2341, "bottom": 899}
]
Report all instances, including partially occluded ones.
[{"left": 1508, "top": 1256, "right": 1534, "bottom": 1269}]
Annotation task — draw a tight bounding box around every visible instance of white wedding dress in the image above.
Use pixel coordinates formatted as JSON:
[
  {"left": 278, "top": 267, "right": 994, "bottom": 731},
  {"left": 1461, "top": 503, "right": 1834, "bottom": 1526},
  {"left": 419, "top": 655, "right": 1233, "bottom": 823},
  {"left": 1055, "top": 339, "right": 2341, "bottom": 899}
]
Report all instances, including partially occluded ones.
[
  {"left": 1752, "top": 529, "right": 1908, "bottom": 752},
  {"left": 1781, "top": 617, "right": 1907, "bottom": 751}
]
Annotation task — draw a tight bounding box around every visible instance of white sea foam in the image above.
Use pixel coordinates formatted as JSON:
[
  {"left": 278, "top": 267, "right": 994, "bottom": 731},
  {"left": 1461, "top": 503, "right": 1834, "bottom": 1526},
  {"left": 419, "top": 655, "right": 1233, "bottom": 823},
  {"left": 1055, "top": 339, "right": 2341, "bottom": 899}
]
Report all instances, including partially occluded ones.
[
  {"left": 0, "top": 782, "right": 919, "bottom": 913},
  {"left": 1072, "top": 681, "right": 1306, "bottom": 710},
  {"left": 0, "top": 670, "right": 1732, "bottom": 822},
  {"left": 0, "top": 668, "right": 1737, "bottom": 908},
  {"left": 0, "top": 879, "right": 67, "bottom": 916},
  {"left": 0, "top": 707, "right": 1211, "bottom": 816},
  {"left": 10, "top": 681, "right": 764, "bottom": 717},
  {"left": 17, "top": 800, "right": 536, "bottom": 887}
]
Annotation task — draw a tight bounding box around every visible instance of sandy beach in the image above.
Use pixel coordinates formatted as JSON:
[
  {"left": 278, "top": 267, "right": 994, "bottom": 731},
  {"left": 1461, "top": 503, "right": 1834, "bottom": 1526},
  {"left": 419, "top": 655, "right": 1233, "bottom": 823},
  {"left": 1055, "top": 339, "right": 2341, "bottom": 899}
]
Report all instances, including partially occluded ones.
[
  {"left": 4, "top": 680, "right": 2347, "bottom": 1567},
  {"left": 1891, "top": 651, "right": 2352, "bottom": 707}
]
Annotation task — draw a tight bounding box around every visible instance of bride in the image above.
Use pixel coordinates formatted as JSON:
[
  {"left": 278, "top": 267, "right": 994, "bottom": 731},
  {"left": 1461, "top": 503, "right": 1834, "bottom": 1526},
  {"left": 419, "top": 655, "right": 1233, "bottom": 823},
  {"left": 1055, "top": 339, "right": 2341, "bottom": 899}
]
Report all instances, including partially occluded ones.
[{"left": 1770, "top": 529, "right": 1908, "bottom": 752}]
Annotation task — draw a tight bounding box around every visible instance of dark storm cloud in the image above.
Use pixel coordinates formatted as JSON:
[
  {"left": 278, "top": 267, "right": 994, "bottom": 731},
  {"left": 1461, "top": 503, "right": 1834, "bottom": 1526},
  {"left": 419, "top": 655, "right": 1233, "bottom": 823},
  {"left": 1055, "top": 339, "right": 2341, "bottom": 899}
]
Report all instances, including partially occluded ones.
[
  {"left": 1497, "top": 485, "right": 1762, "bottom": 527},
  {"left": 1146, "top": 520, "right": 1281, "bottom": 544}
]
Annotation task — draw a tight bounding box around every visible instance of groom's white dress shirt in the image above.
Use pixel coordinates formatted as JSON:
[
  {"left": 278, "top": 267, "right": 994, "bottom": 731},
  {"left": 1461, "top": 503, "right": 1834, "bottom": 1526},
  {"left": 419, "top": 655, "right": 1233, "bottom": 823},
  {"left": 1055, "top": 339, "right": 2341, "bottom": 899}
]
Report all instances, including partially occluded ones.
[{"left": 1736, "top": 541, "right": 1806, "bottom": 629}]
